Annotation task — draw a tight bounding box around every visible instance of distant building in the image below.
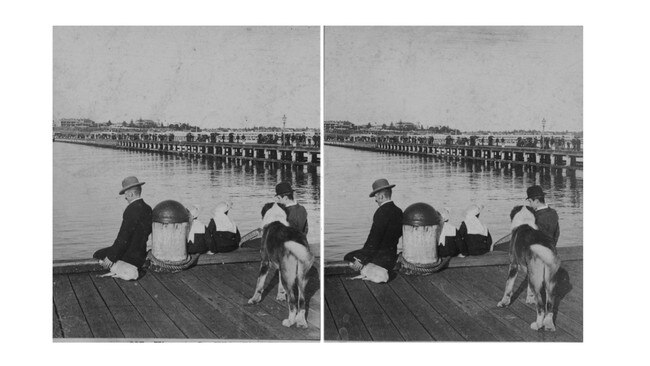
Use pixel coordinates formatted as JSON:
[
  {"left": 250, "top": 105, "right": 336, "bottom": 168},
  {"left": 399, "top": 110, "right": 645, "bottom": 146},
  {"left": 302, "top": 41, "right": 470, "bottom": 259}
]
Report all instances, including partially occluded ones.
[
  {"left": 135, "top": 118, "right": 157, "bottom": 128},
  {"left": 60, "top": 118, "right": 95, "bottom": 128},
  {"left": 395, "top": 121, "right": 418, "bottom": 130},
  {"left": 325, "top": 120, "right": 355, "bottom": 130}
]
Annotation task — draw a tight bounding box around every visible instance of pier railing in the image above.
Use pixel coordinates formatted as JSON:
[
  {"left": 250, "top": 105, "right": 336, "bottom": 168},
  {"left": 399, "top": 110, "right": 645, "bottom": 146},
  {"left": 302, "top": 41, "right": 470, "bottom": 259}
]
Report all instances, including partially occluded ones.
[
  {"left": 325, "top": 141, "right": 582, "bottom": 170},
  {"left": 54, "top": 138, "right": 321, "bottom": 167}
]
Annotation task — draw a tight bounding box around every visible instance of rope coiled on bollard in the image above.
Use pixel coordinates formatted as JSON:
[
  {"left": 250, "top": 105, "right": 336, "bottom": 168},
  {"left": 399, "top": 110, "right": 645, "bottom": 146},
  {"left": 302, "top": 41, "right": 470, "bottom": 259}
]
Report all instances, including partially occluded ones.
[
  {"left": 396, "top": 253, "right": 451, "bottom": 275},
  {"left": 146, "top": 250, "right": 200, "bottom": 273}
]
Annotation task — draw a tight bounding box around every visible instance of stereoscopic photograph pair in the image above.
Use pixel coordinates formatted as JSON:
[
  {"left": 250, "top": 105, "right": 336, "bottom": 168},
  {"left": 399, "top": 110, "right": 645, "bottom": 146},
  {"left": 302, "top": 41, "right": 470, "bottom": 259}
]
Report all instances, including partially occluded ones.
[{"left": 53, "top": 26, "right": 582, "bottom": 342}]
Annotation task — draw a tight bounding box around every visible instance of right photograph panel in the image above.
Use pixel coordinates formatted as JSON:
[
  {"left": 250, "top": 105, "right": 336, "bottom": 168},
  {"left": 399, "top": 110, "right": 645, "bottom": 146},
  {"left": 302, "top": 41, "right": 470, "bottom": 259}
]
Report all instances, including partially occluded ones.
[{"left": 323, "top": 26, "right": 583, "bottom": 342}]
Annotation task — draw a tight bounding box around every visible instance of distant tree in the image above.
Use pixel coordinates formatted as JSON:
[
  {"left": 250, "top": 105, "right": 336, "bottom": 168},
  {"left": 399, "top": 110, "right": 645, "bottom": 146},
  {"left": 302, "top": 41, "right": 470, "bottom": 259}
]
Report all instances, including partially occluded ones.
[
  {"left": 382, "top": 123, "right": 387, "bottom": 129},
  {"left": 122, "top": 121, "right": 127, "bottom": 127},
  {"left": 106, "top": 120, "right": 112, "bottom": 126},
  {"left": 366, "top": 123, "right": 372, "bottom": 129}
]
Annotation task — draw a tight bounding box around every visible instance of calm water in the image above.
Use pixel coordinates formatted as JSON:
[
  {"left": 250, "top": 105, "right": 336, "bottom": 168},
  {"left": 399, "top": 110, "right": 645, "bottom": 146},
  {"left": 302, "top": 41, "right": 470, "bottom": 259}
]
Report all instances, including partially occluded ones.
[
  {"left": 324, "top": 145, "right": 583, "bottom": 261},
  {"left": 53, "top": 142, "right": 320, "bottom": 260}
]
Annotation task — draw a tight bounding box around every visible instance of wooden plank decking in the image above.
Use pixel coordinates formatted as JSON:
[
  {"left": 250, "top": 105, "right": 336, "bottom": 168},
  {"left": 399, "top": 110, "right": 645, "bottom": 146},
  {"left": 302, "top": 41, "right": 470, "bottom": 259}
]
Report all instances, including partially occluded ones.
[
  {"left": 53, "top": 252, "right": 320, "bottom": 340},
  {"left": 324, "top": 246, "right": 582, "bottom": 342}
]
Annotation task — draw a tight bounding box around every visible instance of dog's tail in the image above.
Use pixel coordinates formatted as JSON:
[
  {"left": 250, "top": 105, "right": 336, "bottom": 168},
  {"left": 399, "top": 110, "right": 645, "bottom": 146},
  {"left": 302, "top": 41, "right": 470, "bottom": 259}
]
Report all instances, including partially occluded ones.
[
  {"left": 530, "top": 244, "right": 561, "bottom": 273},
  {"left": 284, "top": 241, "right": 314, "bottom": 265}
]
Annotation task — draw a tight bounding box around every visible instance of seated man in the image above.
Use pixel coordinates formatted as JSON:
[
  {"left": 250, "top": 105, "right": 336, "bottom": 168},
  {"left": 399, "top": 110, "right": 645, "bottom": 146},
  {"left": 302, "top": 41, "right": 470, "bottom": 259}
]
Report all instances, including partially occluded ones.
[
  {"left": 93, "top": 176, "right": 152, "bottom": 280},
  {"left": 344, "top": 178, "right": 403, "bottom": 279}
]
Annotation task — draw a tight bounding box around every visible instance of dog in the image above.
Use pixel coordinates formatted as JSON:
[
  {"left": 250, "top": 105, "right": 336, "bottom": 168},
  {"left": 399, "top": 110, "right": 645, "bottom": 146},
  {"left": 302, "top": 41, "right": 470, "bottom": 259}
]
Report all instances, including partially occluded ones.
[
  {"left": 98, "top": 260, "right": 139, "bottom": 281},
  {"left": 350, "top": 262, "right": 389, "bottom": 283},
  {"left": 247, "top": 202, "right": 315, "bottom": 328},
  {"left": 497, "top": 205, "right": 561, "bottom": 331}
]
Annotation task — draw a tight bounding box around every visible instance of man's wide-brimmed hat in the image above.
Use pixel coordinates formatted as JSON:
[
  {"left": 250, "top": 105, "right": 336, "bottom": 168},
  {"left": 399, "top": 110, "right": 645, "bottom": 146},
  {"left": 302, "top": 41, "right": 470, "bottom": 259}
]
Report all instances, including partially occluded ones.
[
  {"left": 526, "top": 185, "right": 545, "bottom": 200},
  {"left": 275, "top": 181, "right": 294, "bottom": 196},
  {"left": 369, "top": 178, "right": 396, "bottom": 197},
  {"left": 119, "top": 176, "right": 145, "bottom": 195}
]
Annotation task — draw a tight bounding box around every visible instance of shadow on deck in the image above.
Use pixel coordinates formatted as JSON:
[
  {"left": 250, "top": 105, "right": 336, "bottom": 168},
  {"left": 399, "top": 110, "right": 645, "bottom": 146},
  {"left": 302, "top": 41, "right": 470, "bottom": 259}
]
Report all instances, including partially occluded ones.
[
  {"left": 324, "top": 246, "right": 582, "bottom": 342},
  {"left": 53, "top": 247, "right": 320, "bottom": 341}
]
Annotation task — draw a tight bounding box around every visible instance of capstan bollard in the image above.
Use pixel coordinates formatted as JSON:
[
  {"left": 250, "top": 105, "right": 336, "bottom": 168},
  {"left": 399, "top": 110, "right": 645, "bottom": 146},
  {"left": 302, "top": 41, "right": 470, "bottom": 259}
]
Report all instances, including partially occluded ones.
[
  {"left": 148, "top": 200, "right": 198, "bottom": 272},
  {"left": 398, "top": 202, "right": 450, "bottom": 275}
]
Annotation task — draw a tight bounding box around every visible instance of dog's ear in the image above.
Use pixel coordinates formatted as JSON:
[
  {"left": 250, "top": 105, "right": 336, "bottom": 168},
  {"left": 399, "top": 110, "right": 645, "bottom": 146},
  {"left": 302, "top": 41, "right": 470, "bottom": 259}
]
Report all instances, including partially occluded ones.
[
  {"left": 510, "top": 205, "right": 523, "bottom": 221},
  {"left": 261, "top": 202, "right": 275, "bottom": 218}
]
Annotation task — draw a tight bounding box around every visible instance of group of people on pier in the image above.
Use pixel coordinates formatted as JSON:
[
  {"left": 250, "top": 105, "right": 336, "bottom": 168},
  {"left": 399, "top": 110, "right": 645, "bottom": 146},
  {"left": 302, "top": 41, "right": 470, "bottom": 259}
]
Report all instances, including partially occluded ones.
[
  {"left": 344, "top": 178, "right": 560, "bottom": 282},
  {"left": 54, "top": 131, "right": 320, "bottom": 147},
  {"left": 92, "top": 176, "right": 309, "bottom": 280},
  {"left": 325, "top": 133, "right": 582, "bottom": 151}
]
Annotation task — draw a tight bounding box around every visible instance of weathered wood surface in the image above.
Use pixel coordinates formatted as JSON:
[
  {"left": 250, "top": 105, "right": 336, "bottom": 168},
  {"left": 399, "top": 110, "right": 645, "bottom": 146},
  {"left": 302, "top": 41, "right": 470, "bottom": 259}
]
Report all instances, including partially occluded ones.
[
  {"left": 325, "top": 245, "right": 582, "bottom": 275},
  {"left": 53, "top": 261, "right": 320, "bottom": 340},
  {"left": 325, "top": 253, "right": 582, "bottom": 342},
  {"left": 54, "top": 243, "right": 319, "bottom": 275}
]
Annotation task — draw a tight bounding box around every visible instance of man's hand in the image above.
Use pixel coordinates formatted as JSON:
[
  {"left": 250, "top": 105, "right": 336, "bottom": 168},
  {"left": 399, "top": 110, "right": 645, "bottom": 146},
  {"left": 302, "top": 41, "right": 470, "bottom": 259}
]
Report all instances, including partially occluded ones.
[
  {"left": 349, "top": 257, "right": 364, "bottom": 272},
  {"left": 100, "top": 257, "right": 113, "bottom": 269}
]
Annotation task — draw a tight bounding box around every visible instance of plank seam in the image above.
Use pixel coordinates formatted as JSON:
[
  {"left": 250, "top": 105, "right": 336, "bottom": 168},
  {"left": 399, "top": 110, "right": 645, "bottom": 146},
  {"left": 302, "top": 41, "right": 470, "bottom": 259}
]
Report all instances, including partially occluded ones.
[
  {"left": 105, "top": 277, "right": 157, "bottom": 337},
  {"left": 401, "top": 276, "right": 468, "bottom": 341},
  {"left": 84, "top": 274, "right": 125, "bottom": 338},
  {"left": 52, "top": 301, "right": 64, "bottom": 338},
  {"left": 364, "top": 282, "right": 408, "bottom": 341},
  {"left": 150, "top": 274, "right": 218, "bottom": 338},
  {"left": 338, "top": 277, "right": 374, "bottom": 340},
  {"left": 66, "top": 275, "right": 95, "bottom": 338},
  {"left": 137, "top": 275, "right": 192, "bottom": 338},
  {"left": 383, "top": 281, "right": 437, "bottom": 341}
]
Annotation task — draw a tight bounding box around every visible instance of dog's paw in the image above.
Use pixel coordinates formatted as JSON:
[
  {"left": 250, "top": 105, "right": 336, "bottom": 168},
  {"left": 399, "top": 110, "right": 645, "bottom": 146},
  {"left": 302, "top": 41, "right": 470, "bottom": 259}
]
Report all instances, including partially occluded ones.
[
  {"left": 497, "top": 298, "right": 510, "bottom": 308},
  {"left": 530, "top": 321, "right": 542, "bottom": 331},
  {"left": 276, "top": 292, "right": 287, "bottom": 302},
  {"left": 296, "top": 319, "right": 308, "bottom": 328},
  {"left": 543, "top": 316, "right": 556, "bottom": 331},
  {"left": 282, "top": 319, "right": 294, "bottom": 327},
  {"left": 247, "top": 293, "right": 262, "bottom": 304}
]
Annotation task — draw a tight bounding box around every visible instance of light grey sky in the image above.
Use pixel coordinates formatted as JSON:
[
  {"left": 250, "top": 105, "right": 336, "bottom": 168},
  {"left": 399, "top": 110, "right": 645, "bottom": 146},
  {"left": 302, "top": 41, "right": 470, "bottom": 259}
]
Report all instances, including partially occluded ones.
[
  {"left": 54, "top": 26, "right": 320, "bottom": 129},
  {"left": 325, "top": 26, "right": 582, "bottom": 132}
]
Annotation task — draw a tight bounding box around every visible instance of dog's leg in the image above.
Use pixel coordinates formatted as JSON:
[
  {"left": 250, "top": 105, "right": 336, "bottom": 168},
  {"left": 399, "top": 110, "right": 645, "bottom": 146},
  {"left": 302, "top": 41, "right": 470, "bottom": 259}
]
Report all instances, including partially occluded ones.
[
  {"left": 526, "top": 283, "right": 536, "bottom": 304},
  {"left": 276, "top": 276, "right": 287, "bottom": 302},
  {"left": 497, "top": 262, "right": 518, "bottom": 307},
  {"left": 294, "top": 260, "right": 310, "bottom": 328},
  {"left": 542, "top": 266, "right": 557, "bottom": 331},
  {"left": 528, "top": 261, "right": 545, "bottom": 330},
  {"left": 248, "top": 260, "right": 270, "bottom": 304},
  {"left": 280, "top": 257, "right": 298, "bottom": 327}
]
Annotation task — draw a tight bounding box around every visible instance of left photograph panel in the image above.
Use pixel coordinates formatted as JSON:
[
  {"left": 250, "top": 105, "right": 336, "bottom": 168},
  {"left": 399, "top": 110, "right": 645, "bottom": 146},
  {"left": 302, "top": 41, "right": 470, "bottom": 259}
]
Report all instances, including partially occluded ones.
[{"left": 53, "top": 26, "right": 321, "bottom": 341}]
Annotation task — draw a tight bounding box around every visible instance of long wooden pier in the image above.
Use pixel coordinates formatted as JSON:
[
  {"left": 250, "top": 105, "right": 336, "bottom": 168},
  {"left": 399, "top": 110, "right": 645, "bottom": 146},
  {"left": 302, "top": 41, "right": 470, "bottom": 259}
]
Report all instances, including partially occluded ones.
[
  {"left": 54, "top": 138, "right": 320, "bottom": 167},
  {"left": 53, "top": 245, "right": 320, "bottom": 340},
  {"left": 324, "top": 246, "right": 582, "bottom": 342},
  {"left": 326, "top": 141, "right": 582, "bottom": 170}
]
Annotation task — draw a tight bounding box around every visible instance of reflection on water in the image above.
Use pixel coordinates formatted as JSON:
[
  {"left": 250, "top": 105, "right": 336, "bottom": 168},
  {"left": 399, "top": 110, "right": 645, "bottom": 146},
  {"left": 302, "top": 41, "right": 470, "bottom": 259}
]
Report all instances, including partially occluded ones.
[
  {"left": 324, "top": 145, "right": 582, "bottom": 261},
  {"left": 53, "top": 143, "right": 320, "bottom": 260}
]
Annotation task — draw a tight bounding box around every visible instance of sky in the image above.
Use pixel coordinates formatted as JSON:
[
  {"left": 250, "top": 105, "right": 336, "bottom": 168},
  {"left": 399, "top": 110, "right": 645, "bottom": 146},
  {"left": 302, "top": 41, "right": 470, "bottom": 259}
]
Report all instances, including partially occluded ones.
[
  {"left": 325, "top": 26, "right": 583, "bottom": 132},
  {"left": 54, "top": 26, "right": 320, "bottom": 129}
]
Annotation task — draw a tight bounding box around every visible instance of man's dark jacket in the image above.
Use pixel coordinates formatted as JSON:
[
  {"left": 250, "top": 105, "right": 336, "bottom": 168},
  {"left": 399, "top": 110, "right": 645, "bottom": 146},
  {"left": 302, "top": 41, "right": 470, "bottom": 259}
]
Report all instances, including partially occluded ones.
[
  {"left": 95, "top": 199, "right": 152, "bottom": 267},
  {"left": 344, "top": 201, "right": 403, "bottom": 270},
  {"left": 535, "top": 207, "right": 560, "bottom": 246}
]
